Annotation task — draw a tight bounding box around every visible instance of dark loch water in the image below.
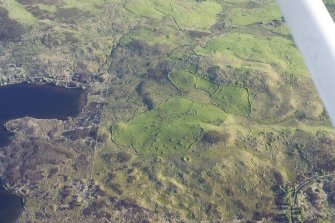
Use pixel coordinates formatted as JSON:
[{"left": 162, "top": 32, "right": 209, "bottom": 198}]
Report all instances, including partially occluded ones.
[
  {"left": 0, "top": 83, "right": 86, "bottom": 222},
  {"left": 0, "top": 125, "right": 13, "bottom": 148},
  {"left": 0, "top": 83, "right": 86, "bottom": 123},
  {"left": 0, "top": 180, "right": 23, "bottom": 223},
  {"left": 0, "top": 83, "right": 86, "bottom": 147}
]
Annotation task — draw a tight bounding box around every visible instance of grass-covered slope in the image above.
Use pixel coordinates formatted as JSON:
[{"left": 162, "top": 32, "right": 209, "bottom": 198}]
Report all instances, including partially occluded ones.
[
  {"left": 112, "top": 97, "right": 228, "bottom": 155},
  {"left": 196, "top": 33, "right": 307, "bottom": 75},
  {"left": 124, "top": 0, "right": 222, "bottom": 30},
  {"left": 212, "top": 85, "right": 250, "bottom": 116},
  {"left": 229, "top": 2, "right": 282, "bottom": 26},
  {"left": 195, "top": 78, "right": 218, "bottom": 95},
  {"left": 168, "top": 71, "right": 197, "bottom": 92},
  {"left": 168, "top": 70, "right": 251, "bottom": 116}
]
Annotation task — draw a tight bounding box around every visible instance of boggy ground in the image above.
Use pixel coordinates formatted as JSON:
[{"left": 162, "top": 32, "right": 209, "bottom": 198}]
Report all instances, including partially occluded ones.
[{"left": 1, "top": 0, "right": 335, "bottom": 222}]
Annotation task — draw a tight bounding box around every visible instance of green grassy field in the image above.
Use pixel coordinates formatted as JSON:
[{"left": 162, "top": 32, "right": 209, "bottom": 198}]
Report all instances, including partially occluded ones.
[
  {"left": 228, "top": 2, "right": 282, "bottom": 26},
  {"left": 112, "top": 97, "right": 228, "bottom": 155},
  {"left": 195, "top": 78, "right": 219, "bottom": 95},
  {"left": 168, "top": 70, "right": 251, "bottom": 116},
  {"left": 196, "top": 33, "right": 307, "bottom": 75},
  {"left": 5, "top": 0, "right": 37, "bottom": 25},
  {"left": 124, "top": 0, "right": 222, "bottom": 30},
  {"left": 168, "top": 71, "right": 197, "bottom": 92},
  {"left": 212, "top": 85, "right": 251, "bottom": 116}
]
